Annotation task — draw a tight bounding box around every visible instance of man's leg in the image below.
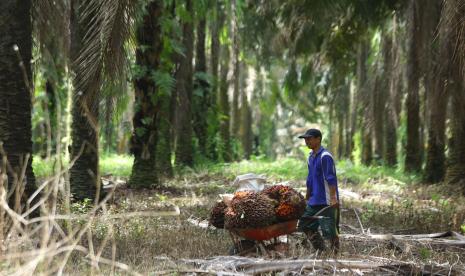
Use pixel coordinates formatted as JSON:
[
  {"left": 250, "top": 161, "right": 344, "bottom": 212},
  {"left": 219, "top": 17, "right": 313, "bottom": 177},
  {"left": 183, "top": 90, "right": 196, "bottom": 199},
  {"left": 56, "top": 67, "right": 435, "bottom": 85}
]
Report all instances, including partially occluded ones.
[
  {"left": 306, "top": 230, "right": 326, "bottom": 252},
  {"left": 298, "top": 205, "right": 327, "bottom": 252},
  {"left": 320, "top": 206, "right": 340, "bottom": 254}
]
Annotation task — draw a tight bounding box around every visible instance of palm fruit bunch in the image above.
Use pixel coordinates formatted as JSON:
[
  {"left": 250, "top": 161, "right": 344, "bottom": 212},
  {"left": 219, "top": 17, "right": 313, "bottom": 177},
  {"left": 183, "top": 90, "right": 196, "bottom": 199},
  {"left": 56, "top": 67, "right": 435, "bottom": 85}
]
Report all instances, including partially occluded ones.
[
  {"left": 263, "top": 185, "right": 306, "bottom": 221},
  {"left": 209, "top": 201, "right": 227, "bottom": 228},
  {"left": 224, "top": 191, "right": 277, "bottom": 229}
]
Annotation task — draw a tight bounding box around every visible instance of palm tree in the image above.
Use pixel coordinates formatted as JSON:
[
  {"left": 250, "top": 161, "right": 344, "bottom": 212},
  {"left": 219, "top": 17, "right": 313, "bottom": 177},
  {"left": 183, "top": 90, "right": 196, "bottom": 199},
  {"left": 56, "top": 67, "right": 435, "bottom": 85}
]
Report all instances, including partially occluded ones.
[
  {"left": 444, "top": 0, "right": 465, "bottom": 185},
  {"left": 174, "top": 0, "right": 195, "bottom": 167},
  {"left": 0, "top": 0, "right": 36, "bottom": 210},
  {"left": 385, "top": 16, "right": 403, "bottom": 167},
  {"left": 405, "top": 0, "right": 423, "bottom": 173},
  {"left": 69, "top": 0, "right": 101, "bottom": 200},
  {"left": 128, "top": 0, "right": 163, "bottom": 188},
  {"left": 193, "top": 17, "right": 210, "bottom": 157},
  {"left": 218, "top": 13, "right": 232, "bottom": 162},
  {"left": 423, "top": 1, "right": 445, "bottom": 182},
  {"left": 69, "top": 0, "right": 134, "bottom": 200},
  {"left": 230, "top": 0, "right": 241, "bottom": 142},
  {"left": 358, "top": 38, "right": 373, "bottom": 166},
  {"left": 207, "top": 0, "right": 221, "bottom": 160}
]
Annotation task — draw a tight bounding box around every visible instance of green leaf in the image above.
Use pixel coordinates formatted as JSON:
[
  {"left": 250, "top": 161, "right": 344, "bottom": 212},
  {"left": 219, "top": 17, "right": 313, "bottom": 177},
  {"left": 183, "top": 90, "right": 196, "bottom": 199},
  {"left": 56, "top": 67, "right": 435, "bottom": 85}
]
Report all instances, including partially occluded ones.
[
  {"left": 151, "top": 70, "right": 175, "bottom": 96},
  {"left": 193, "top": 88, "right": 204, "bottom": 97},
  {"left": 141, "top": 117, "right": 153, "bottom": 126},
  {"left": 135, "top": 127, "right": 147, "bottom": 137},
  {"left": 194, "top": 71, "right": 212, "bottom": 84}
]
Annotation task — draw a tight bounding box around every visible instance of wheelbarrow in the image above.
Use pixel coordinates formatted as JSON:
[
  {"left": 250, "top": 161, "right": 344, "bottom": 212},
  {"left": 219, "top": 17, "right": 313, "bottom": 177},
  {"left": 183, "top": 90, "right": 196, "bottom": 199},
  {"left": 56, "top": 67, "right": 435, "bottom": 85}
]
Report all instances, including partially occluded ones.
[
  {"left": 228, "top": 219, "right": 298, "bottom": 255},
  {"left": 228, "top": 206, "right": 334, "bottom": 255}
]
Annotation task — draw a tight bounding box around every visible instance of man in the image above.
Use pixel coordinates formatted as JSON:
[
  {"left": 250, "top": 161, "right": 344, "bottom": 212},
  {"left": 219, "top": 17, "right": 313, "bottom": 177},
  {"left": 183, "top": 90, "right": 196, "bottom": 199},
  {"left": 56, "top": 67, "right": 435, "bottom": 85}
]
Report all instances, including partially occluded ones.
[{"left": 297, "top": 128, "right": 340, "bottom": 254}]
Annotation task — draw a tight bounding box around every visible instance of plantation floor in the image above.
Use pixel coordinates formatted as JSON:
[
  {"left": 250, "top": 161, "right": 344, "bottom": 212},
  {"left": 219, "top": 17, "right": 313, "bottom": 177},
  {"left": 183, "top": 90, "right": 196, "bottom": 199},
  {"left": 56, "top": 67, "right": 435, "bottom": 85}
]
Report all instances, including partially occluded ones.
[
  {"left": 81, "top": 170, "right": 465, "bottom": 275},
  {"left": 25, "top": 157, "right": 465, "bottom": 274}
]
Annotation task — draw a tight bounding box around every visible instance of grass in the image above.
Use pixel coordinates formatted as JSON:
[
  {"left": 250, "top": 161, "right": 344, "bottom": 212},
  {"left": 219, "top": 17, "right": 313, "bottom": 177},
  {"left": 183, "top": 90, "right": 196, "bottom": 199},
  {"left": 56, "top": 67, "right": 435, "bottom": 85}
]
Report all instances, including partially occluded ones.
[
  {"left": 33, "top": 153, "right": 418, "bottom": 185},
  {"left": 33, "top": 154, "right": 134, "bottom": 178},
  {"left": 198, "top": 156, "right": 307, "bottom": 181}
]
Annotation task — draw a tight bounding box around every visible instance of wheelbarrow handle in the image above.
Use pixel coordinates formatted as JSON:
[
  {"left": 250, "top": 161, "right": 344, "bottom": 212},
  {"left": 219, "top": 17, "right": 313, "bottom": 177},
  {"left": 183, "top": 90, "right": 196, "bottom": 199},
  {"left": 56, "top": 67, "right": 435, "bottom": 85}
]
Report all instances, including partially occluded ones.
[{"left": 300, "top": 205, "right": 333, "bottom": 221}]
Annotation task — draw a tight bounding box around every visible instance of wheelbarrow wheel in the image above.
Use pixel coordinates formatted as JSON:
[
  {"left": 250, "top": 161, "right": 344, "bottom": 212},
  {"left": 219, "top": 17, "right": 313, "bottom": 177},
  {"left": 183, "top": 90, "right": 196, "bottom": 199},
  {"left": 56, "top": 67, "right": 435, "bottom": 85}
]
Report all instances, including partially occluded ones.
[{"left": 228, "top": 239, "right": 256, "bottom": 255}]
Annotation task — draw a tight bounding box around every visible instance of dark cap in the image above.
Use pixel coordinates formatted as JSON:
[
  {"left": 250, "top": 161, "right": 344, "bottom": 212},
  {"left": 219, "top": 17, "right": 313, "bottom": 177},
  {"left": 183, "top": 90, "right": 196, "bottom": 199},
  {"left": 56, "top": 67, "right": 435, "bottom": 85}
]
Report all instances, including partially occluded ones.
[{"left": 298, "top": 128, "right": 322, "bottom": 139}]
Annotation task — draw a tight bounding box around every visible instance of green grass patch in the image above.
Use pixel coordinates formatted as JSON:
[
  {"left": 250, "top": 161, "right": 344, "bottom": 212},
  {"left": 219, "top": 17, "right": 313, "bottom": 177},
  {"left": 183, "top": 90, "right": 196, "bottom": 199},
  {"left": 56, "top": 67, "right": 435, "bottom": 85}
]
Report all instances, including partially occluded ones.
[
  {"left": 196, "top": 157, "right": 308, "bottom": 181},
  {"left": 337, "top": 159, "right": 420, "bottom": 190},
  {"left": 32, "top": 157, "right": 57, "bottom": 178},
  {"left": 33, "top": 154, "right": 134, "bottom": 178},
  {"left": 99, "top": 154, "right": 133, "bottom": 177},
  {"left": 33, "top": 154, "right": 420, "bottom": 192}
]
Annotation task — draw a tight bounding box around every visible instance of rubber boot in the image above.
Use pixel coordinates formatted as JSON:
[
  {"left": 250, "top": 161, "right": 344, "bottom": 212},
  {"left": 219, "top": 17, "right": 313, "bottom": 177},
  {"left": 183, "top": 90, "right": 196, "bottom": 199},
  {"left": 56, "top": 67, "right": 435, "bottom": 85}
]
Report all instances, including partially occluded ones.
[
  {"left": 305, "top": 231, "right": 326, "bottom": 253},
  {"left": 329, "top": 236, "right": 340, "bottom": 255}
]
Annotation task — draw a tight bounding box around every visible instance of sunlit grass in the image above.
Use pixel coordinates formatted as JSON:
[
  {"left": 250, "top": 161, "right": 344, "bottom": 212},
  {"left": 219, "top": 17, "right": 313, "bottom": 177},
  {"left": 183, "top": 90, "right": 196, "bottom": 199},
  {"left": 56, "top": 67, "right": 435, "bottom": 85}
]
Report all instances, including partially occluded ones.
[
  {"left": 203, "top": 157, "right": 308, "bottom": 181},
  {"left": 32, "top": 156, "right": 64, "bottom": 178},
  {"left": 33, "top": 154, "right": 134, "bottom": 178},
  {"left": 337, "top": 159, "right": 420, "bottom": 192},
  {"left": 100, "top": 154, "right": 133, "bottom": 177},
  {"left": 33, "top": 154, "right": 420, "bottom": 189}
]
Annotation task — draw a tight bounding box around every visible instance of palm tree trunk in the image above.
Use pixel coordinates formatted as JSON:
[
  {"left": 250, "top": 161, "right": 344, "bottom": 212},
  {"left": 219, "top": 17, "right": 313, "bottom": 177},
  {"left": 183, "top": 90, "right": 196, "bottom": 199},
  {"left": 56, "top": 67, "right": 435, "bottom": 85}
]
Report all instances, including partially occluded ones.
[
  {"left": 174, "top": 0, "right": 194, "bottom": 167},
  {"left": 207, "top": 1, "right": 222, "bottom": 161},
  {"left": 374, "top": 35, "right": 392, "bottom": 164},
  {"left": 444, "top": 0, "right": 465, "bottom": 185},
  {"left": 70, "top": 0, "right": 101, "bottom": 201},
  {"left": 424, "top": 0, "right": 445, "bottom": 182},
  {"left": 230, "top": 0, "right": 240, "bottom": 141},
  {"left": 193, "top": 19, "right": 209, "bottom": 157},
  {"left": 239, "top": 63, "right": 252, "bottom": 159},
  {"left": 357, "top": 38, "right": 372, "bottom": 165},
  {"left": 0, "top": 0, "right": 36, "bottom": 210},
  {"left": 405, "top": 0, "right": 424, "bottom": 172},
  {"left": 156, "top": 2, "right": 174, "bottom": 177},
  {"left": 128, "top": 1, "right": 163, "bottom": 188},
  {"left": 104, "top": 96, "right": 114, "bottom": 153},
  {"left": 156, "top": 99, "right": 173, "bottom": 178},
  {"left": 218, "top": 7, "right": 232, "bottom": 162}
]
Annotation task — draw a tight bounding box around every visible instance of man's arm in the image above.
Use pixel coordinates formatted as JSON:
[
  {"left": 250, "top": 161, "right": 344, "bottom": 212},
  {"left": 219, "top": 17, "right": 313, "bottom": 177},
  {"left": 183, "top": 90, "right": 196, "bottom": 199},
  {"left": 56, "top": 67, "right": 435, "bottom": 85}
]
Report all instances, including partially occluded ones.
[
  {"left": 329, "top": 186, "right": 338, "bottom": 206},
  {"left": 322, "top": 155, "right": 338, "bottom": 206},
  {"left": 305, "top": 155, "right": 312, "bottom": 201}
]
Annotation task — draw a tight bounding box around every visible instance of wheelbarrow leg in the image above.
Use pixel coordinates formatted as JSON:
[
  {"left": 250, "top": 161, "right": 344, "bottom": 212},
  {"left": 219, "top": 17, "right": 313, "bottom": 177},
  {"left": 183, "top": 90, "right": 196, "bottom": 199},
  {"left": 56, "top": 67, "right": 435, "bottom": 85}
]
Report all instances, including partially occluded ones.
[
  {"left": 229, "top": 231, "right": 242, "bottom": 253},
  {"left": 257, "top": 242, "right": 267, "bottom": 255}
]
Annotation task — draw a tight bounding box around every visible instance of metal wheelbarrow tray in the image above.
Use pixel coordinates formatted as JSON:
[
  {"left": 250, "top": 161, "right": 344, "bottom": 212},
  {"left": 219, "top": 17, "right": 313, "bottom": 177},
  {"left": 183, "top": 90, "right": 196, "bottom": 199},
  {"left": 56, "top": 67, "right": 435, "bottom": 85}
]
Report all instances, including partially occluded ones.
[{"left": 230, "top": 219, "right": 298, "bottom": 241}]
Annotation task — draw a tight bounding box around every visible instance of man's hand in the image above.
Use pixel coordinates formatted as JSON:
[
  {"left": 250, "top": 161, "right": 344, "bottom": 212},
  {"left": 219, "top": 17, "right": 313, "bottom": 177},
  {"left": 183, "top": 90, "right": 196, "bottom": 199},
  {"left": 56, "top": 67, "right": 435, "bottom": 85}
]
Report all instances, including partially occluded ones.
[
  {"left": 330, "top": 197, "right": 339, "bottom": 207},
  {"left": 329, "top": 186, "right": 338, "bottom": 207}
]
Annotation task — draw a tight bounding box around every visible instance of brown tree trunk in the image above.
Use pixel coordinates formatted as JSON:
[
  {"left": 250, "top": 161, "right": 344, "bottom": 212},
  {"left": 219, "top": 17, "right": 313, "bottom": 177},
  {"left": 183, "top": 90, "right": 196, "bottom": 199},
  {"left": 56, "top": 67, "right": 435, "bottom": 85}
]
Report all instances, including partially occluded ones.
[
  {"left": 239, "top": 63, "right": 252, "bottom": 159},
  {"left": 385, "top": 17, "right": 402, "bottom": 167},
  {"left": 424, "top": 0, "right": 445, "bottom": 183},
  {"left": 0, "top": 0, "right": 36, "bottom": 211},
  {"left": 405, "top": 0, "right": 424, "bottom": 172},
  {"left": 358, "top": 38, "right": 372, "bottom": 165},
  {"left": 207, "top": 1, "right": 222, "bottom": 160},
  {"left": 174, "top": 0, "right": 194, "bottom": 167},
  {"left": 70, "top": 0, "right": 101, "bottom": 200},
  {"left": 193, "top": 19, "right": 209, "bottom": 157},
  {"left": 218, "top": 4, "right": 231, "bottom": 162},
  {"left": 374, "top": 35, "right": 391, "bottom": 164},
  {"left": 128, "top": 1, "right": 163, "bottom": 188},
  {"left": 230, "top": 0, "right": 240, "bottom": 142},
  {"left": 444, "top": 0, "right": 465, "bottom": 185}
]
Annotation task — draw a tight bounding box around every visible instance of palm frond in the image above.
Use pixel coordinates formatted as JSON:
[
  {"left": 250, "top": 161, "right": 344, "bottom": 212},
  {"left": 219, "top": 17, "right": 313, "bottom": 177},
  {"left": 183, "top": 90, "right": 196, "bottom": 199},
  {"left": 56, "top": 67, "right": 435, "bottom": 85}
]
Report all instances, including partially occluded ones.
[{"left": 74, "top": 0, "right": 137, "bottom": 109}]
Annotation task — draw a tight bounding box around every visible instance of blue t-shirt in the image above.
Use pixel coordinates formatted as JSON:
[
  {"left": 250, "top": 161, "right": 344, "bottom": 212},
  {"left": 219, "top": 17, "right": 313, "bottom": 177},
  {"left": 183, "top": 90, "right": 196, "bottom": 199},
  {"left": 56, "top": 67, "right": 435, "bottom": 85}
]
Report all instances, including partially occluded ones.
[{"left": 306, "top": 147, "right": 339, "bottom": 206}]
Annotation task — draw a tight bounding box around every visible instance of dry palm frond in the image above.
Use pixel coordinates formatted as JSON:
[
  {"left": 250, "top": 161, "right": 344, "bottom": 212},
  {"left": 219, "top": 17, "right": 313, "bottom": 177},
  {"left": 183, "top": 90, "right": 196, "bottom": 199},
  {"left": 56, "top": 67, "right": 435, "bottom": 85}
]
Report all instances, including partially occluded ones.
[
  {"left": 34, "top": 0, "right": 70, "bottom": 56},
  {"left": 439, "top": 0, "right": 465, "bottom": 72},
  {"left": 74, "top": 0, "right": 137, "bottom": 115}
]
